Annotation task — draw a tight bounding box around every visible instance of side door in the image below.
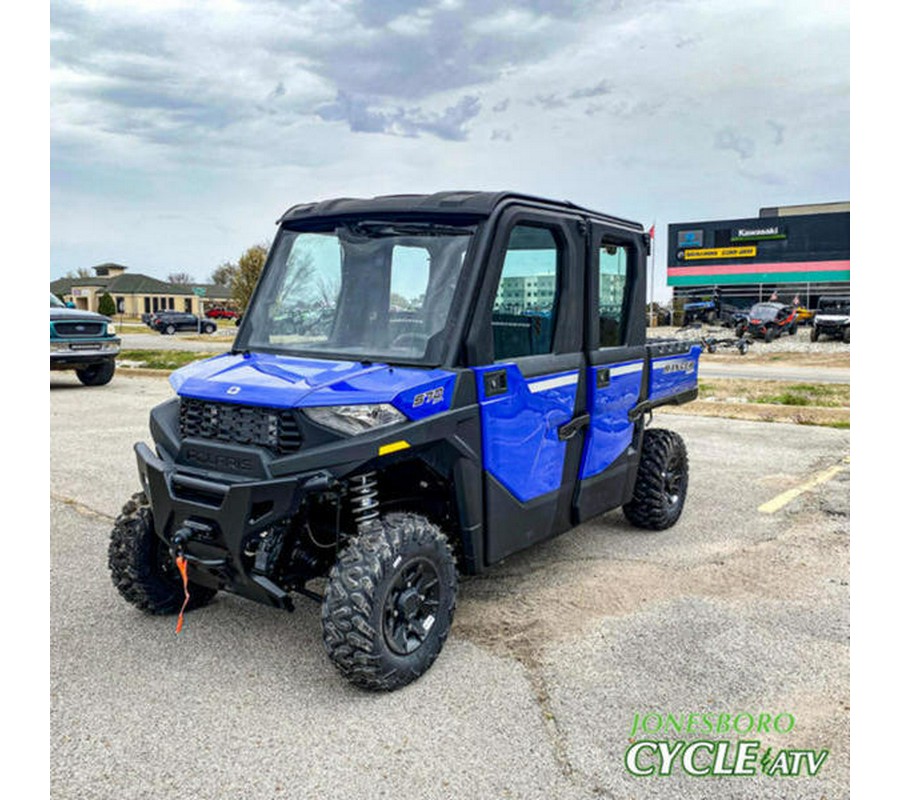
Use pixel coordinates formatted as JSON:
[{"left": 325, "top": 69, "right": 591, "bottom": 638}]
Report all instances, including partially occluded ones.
[
  {"left": 467, "top": 208, "right": 587, "bottom": 564},
  {"left": 575, "top": 222, "right": 648, "bottom": 522}
]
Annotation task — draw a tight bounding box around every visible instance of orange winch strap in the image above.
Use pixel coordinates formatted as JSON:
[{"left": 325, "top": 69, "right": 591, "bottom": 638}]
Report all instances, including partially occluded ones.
[{"left": 175, "top": 554, "right": 190, "bottom": 634}]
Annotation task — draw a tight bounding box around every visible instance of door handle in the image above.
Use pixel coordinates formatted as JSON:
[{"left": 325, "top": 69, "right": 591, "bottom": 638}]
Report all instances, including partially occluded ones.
[
  {"left": 596, "top": 368, "right": 610, "bottom": 388},
  {"left": 558, "top": 413, "right": 590, "bottom": 441},
  {"left": 483, "top": 369, "right": 508, "bottom": 397}
]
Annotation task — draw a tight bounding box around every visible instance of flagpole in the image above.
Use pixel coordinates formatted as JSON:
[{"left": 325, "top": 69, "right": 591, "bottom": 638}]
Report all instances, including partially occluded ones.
[{"left": 650, "top": 220, "right": 657, "bottom": 325}]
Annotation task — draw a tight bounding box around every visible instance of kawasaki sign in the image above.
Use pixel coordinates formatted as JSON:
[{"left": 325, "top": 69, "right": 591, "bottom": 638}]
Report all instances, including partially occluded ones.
[{"left": 730, "top": 225, "right": 786, "bottom": 242}]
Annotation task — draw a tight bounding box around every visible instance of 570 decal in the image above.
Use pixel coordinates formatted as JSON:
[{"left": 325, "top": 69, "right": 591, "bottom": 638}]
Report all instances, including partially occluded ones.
[{"left": 412, "top": 387, "right": 446, "bottom": 408}]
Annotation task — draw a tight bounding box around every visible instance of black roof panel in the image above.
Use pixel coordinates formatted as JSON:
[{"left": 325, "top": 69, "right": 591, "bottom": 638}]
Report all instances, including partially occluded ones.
[{"left": 278, "top": 190, "right": 643, "bottom": 231}]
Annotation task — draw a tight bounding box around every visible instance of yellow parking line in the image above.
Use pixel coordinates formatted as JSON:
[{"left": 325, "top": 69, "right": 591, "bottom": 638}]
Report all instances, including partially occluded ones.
[{"left": 758, "top": 460, "right": 848, "bottom": 514}]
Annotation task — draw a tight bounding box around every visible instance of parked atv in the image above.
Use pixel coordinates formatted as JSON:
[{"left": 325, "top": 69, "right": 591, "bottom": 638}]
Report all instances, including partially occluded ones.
[
  {"left": 735, "top": 302, "right": 799, "bottom": 342},
  {"left": 108, "top": 191, "right": 701, "bottom": 691},
  {"left": 811, "top": 296, "right": 850, "bottom": 343}
]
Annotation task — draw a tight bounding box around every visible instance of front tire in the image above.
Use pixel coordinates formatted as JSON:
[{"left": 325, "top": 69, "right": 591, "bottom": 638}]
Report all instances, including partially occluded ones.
[
  {"left": 322, "top": 512, "right": 458, "bottom": 691},
  {"left": 203, "top": 323, "right": 216, "bottom": 334},
  {"left": 623, "top": 429, "right": 689, "bottom": 531},
  {"left": 811, "top": 327, "right": 820, "bottom": 342},
  {"left": 76, "top": 360, "right": 115, "bottom": 386},
  {"left": 842, "top": 327, "right": 850, "bottom": 343},
  {"left": 108, "top": 492, "right": 217, "bottom": 615}
]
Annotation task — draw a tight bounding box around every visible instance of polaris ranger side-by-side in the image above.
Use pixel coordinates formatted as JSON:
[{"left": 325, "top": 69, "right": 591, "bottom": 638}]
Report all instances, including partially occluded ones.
[{"left": 109, "top": 192, "right": 700, "bottom": 690}]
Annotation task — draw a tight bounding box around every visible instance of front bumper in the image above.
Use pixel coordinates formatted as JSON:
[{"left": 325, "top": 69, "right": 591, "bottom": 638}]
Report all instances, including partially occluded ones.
[
  {"left": 135, "top": 441, "right": 333, "bottom": 609},
  {"left": 50, "top": 339, "right": 120, "bottom": 368}
]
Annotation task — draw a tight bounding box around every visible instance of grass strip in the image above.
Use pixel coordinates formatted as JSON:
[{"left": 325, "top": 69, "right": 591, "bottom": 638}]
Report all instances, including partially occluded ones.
[{"left": 118, "top": 350, "right": 211, "bottom": 370}]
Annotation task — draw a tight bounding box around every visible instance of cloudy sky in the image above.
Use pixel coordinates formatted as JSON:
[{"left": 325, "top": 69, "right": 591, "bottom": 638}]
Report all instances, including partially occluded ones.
[{"left": 49, "top": 0, "right": 850, "bottom": 298}]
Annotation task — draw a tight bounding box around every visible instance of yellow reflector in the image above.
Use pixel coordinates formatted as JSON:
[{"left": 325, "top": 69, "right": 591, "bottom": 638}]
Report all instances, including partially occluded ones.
[{"left": 378, "top": 440, "right": 410, "bottom": 456}]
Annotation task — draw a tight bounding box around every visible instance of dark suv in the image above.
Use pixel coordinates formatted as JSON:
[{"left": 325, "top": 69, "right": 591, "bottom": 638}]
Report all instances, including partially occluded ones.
[
  {"left": 50, "top": 293, "right": 120, "bottom": 385},
  {"left": 152, "top": 312, "right": 217, "bottom": 335}
]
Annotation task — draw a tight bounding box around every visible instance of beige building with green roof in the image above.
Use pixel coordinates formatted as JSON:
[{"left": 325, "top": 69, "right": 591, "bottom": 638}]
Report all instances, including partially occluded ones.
[{"left": 50, "top": 263, "right": 233, "bottom": 318}]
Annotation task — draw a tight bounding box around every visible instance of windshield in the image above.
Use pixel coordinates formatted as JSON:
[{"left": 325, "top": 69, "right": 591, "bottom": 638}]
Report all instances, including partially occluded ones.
[
  {"left": 50, "top": 293, "right": 66, "bottom": 308},
  {"left": 749, "top": 303, "right": 781, "bottom": 322},
  {"left": 238, "top": 221, "right": 475, "bottom": 363},
  {"left": 819, "top": 298, "right": 849, "bottom": 313}
]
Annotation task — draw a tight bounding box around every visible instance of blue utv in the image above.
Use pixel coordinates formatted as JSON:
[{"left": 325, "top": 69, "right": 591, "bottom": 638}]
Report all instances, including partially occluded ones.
[{"left": 109, "top": 192, "right": 701, "bottom": 690}]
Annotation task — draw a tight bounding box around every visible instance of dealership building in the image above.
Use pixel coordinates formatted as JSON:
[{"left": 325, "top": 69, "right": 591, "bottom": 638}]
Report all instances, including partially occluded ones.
[{"left": 667, "top": 201, "right": 849, "bottom": 309}]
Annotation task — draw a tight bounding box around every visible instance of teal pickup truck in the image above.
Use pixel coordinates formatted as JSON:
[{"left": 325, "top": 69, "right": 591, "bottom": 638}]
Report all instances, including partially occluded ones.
[{"left": 50, "top": 293, "right": 121, "bottom": 385}]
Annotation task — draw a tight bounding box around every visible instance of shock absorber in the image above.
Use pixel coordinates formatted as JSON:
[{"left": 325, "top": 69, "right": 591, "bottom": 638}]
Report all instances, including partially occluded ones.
[{"left": 349, "top": 472, "right": 380, "bottom": 532}]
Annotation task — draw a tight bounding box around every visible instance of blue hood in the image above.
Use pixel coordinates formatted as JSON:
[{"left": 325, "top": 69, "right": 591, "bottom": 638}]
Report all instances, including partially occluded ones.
[{"left": 170, "top": 352, "right": 456, "bottom": 420}]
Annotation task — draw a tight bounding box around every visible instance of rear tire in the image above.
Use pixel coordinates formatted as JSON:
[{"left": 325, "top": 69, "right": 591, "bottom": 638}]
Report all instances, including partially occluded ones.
[
  {"left": 76, "top": 360, "right": 115, "bottom": 386},
  {"left": 842, "top": 327, "right": 850, "bottom": 343},
  {"left": 165, "top": 324, "right": 176, "bottom": 335},
  {"left": 764, "top": 328, "right": 775, "bottom": 343},
  {"left": 624, "top": 429, "right": 689, "bottom": 531},
  {"left": 788, "top": 323, "right": 797, "bottom": 335},
  {"left": 108, "top": 492, "right": 217, "bottom": 615},
  {"left": 322, "top": 512, "right": 457, "bottom": 691},
  {"left": 810, "top": 327, "right": 820, "bottom": 342},
  {"left": 203, "top": 323, "right": 215, "bottom": 334}
]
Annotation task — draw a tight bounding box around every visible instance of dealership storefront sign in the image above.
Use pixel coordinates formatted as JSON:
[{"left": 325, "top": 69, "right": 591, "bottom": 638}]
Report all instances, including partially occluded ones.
[
  {"left": 681, "top": 246, "right": 757, "bottom": 260},
  {"left": 731, "top": 225, "right": 786, "bottom": 241}
]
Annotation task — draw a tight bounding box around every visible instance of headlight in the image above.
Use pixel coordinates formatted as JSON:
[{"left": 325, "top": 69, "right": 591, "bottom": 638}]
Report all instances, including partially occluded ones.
[
  {"left": 303, "top": 404, "right": 407, "bottom": 435},
  {"left": 50, "top": 342, "right": 69, "bottom": 352},
  {"left": 107, "top": 323, "right": 116, "bottom": 335}
]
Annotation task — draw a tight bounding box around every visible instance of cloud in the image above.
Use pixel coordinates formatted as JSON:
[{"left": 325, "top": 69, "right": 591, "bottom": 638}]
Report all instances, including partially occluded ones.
[
  {"left": 714, "top": 127, "right": 755, "bottom": 160},
  {"left": 767, "top": 119, "right": 786, "bottom": 145},
  {"left": 529, "top": 82, "right": 613, "bottom": 111},
  {"left": 316, "top": 91, "right": 481, "bottom": 140},
  {"left": 569, "top": 81, "right": 613, "bottom": 99},
  {"left": 531, "top": 93, "right": 567, "bottom": 110},
  {"left": 49, "top": 0, "right": 849, "bottom": 289},
  {"left": 50, "top": 0, "right": 595, "bottom": 150}
]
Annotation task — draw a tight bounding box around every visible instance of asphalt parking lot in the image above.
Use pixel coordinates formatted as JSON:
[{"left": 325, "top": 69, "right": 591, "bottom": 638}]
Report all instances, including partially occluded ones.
[{"left": 50, "top": 372, "right": 849, "bottom": 800}]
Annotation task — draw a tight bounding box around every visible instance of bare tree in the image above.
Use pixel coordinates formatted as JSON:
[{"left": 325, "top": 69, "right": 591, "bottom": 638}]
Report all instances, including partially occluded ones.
[
  {"left": 167, "top": 271, "right": 195, "bottom": 285},
  {"left": 317, "top": 275, "right": 341, "bottom": 306}
]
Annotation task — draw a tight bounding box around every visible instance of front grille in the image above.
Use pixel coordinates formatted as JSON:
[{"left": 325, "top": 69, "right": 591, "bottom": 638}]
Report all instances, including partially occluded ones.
[
  {"left": 179, "top": 399, "right": 302, "bottom": 455},
  {"left": 54, "top": 321, "right": 105, "bottom": 337}
]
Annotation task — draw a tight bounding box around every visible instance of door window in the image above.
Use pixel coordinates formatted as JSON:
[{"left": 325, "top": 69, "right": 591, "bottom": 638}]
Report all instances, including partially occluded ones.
[
  {"left": 491, "top": 225, "right": 560, "bottom": 360},
  {"left": 595, "top": 242, "right": 633, "bottom": 347}
]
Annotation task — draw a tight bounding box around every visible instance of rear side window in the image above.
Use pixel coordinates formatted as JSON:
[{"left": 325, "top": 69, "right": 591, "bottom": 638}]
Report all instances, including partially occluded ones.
[
  {"left": 491, "top": 225, "right": 560, "bottom": 360},
  {"left": 595, "top": 242, "right": 633, "bottom": 347}
]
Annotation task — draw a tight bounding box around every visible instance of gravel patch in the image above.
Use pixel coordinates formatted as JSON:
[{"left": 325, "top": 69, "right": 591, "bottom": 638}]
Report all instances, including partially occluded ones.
[{"left": 650, "top": 324, "right": 849, "bottom": 356}]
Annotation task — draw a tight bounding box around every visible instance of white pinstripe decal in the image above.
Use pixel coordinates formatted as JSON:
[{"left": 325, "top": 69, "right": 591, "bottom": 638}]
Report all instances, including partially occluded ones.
[{"left": 526, "top": 372, "right": 579, "bottom": 393}]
